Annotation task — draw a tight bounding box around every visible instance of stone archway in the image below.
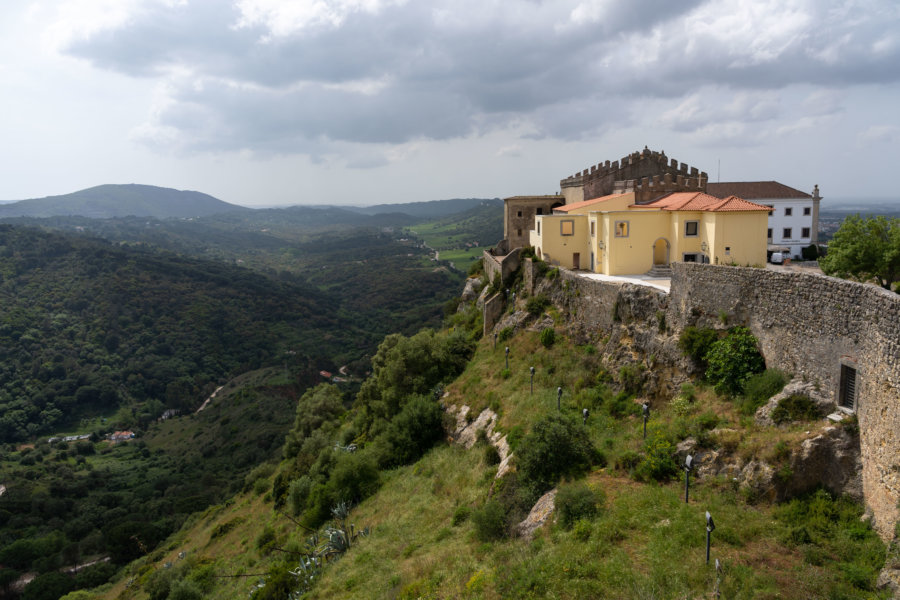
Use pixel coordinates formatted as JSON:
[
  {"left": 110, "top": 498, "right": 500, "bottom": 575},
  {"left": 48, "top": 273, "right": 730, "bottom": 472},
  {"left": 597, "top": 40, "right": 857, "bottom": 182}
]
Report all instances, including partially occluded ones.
[{"left": 652, "top": 238, "right": 670, "bottom": 265}]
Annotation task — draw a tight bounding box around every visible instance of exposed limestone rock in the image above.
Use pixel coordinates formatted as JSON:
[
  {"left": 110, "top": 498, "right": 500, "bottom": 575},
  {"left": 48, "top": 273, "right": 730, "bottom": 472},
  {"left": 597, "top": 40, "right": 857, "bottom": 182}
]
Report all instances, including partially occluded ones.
[
  {"left": 494, "top": 310, "right": 530, "bottom": 335},
  {"left": 739, "top": 460, "right": 778, "bottom": 502},
  {"left": 460, "top": 277, "right": 483, "bottom": 304},
  {"left": 515, "top": 488, "right": 557, "bottom": 540},
  {"left": 445, "top": 405, "right": 513, "bottom": 478},
  {"left": 755, "top": 379, "right": 834, "bottom": 427},
  {"left": 877, "top": 538, "right": 900, "bottom": 598},
  {"left": 786, "top": 425, "right": 862, "bottom": 501}
]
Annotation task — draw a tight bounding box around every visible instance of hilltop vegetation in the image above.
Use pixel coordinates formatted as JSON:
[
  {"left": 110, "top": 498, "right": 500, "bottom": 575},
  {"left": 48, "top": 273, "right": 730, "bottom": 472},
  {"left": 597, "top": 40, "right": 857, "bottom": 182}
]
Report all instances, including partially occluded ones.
[{"left": 87, "top": 264, "right": 888, "bottom": 600}]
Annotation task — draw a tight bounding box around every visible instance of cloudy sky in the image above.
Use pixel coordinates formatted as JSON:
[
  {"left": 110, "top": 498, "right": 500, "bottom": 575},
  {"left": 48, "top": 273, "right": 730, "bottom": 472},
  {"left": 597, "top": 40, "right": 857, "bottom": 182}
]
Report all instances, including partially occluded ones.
[{"left": 2, "top": 0, "right": 898, "bottom": 207}]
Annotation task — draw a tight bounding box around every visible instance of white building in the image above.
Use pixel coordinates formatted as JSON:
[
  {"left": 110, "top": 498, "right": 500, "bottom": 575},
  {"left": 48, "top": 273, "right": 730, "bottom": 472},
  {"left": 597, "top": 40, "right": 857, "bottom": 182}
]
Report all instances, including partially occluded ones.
[{"left": 707, "top": 181, "right": 822, "bottom": 260}]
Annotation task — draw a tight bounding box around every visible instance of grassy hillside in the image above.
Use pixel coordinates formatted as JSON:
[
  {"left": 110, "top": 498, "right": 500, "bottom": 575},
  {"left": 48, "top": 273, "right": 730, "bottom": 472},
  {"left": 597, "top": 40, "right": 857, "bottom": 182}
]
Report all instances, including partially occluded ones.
[
  {"left": 406, "top": 201, "right": 504, "bottom": 271},
  {"left": 84, "top": 284, "right": 888, "bottom": 600}
]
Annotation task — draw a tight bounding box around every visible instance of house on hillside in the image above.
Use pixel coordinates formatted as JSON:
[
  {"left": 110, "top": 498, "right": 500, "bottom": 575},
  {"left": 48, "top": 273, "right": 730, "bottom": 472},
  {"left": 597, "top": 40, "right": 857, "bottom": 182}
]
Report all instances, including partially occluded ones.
[
  {"left": 530, "top": 191, "right": 771, "bottom": 275},
  {"left": 706, "top": 181, "right": 822, "bottom": 260}
]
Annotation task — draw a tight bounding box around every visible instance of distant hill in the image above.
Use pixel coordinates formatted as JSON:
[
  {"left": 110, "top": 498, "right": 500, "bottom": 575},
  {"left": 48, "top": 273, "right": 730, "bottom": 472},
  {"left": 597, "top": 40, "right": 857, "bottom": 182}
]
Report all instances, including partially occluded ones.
[
  {"left": 0, "top": 183, "right": 248, "bottom": 219},
  {"left": 345, "top": 198, "right": 501, "bottom": 218}
]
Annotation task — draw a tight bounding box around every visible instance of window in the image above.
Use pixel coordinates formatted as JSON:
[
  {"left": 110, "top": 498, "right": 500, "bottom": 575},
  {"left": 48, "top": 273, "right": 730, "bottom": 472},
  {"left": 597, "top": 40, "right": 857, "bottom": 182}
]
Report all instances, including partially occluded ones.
[
  {"left": 560, "top": 220, "right": 575, "bottom": 236},
  {"left": 839, "top": 364, "right": 857, "bottom": 411},
  {"left": 537, "top": 207, "right": 543, "bottom": 215},
  {"left": 684, "top": 221, "right": 699, "bottom": 237},
  {"left": 725, "top": 246, "right": 731, "bottom": 255},
  {"left": 614, "top": 221, "right": 629, "bottom": 237},
  {"left": 683, "top": 253, "right": 698, "bottom": 263},
  {"left": 766, "top": 204, "right": 773, "bottom": 216},
  {"left": 785, "top": 207, "right": 793, "bottom": 216},
  {"left": 783, "top": 228, "right": 792, "bottom": 238},
  {"left": 802, "top": 227, "right": 810, "bottom": 238},
  {"left": 517, "top": 229, "right": 522, "bottom": 237},
  {"left": 537, "top": 221, "right": 541, "bottom": 234},
  {"left": 803, "top": 207, "right": 811, "bottom": 216},
  {"left": 767, "top": 228, "right": 773, "bottom": 239},
  {"left": 590, "top": 221, "right": 595, "bottom": 236},
  {"left": 517, "top": 210, "right": 522, "bottom": 218}
]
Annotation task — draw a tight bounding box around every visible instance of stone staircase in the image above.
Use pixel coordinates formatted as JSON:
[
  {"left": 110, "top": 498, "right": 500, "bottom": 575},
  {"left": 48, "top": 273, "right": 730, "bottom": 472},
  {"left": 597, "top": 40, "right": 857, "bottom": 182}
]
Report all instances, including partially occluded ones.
[{"left": 645, "top": 264, "right": 673, "bottom": 278}]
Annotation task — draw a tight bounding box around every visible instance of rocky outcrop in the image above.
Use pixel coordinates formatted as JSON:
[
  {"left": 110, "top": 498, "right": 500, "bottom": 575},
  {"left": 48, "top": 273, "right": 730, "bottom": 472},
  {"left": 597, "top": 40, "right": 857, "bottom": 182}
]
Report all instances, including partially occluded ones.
[
  {"left": 445, "top": 405, "right": 513, "bottom": 479},
  {"left": 460, "top": 277, "right": 483, "bottom": 304},
  {"left": 878, "top": 538, "right": 900, "bottom": 598},
  {"left": 515, "top": 488, "right": 557, "bottom": 540},
  {"left": 755, "top": 379, "right": 834, "bottom": 426},
  {"left": 786, "top": 426, "right": 863, "bottom": 501}
]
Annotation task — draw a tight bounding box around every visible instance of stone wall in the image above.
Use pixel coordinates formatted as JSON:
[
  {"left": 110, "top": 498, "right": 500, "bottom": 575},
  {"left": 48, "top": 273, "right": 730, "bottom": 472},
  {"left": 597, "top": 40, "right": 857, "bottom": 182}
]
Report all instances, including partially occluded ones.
[
  {"left": 483, "top": 292, "right": 505, "bottom": 337},
  {"left": 483, "top": 247, "right": 521, "bottom": 288},
  {"left": 516, "top": 259, "right": 900, "bottom": 540},
  {"left": 670, "top": 263, "right": 900, "bottom": 540}
]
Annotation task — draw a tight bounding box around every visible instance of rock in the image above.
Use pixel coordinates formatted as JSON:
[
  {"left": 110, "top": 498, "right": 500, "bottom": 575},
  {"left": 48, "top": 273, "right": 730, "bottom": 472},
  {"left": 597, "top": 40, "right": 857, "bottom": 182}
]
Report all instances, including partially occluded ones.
[
  {"left": 739, "top": 460, "right": 778, "bottom": 502},
  {"left": 877, "top": 538, "right": 900, "bottom": 598},
  {"left": 786, "top": 425, "right": 862, "bottom": 501},
  {"left": 515, "top": 488, "right": 557, "bottom": 540},
  {"left": 755, "top": 378, "right": 834, "bottom": 426},
  {"left": 675, "top": 437, "right": 697, "bottom": 459},
  {"left": 460, "top": 277, "right": 483, "bottom": 303},
  {"left": 476, "top": 284, "right": 492, "bottom": 311},
  {"left": 446, "top": 405, "right": 513, "bottom": 479},
  {"left": 494, "top": 310, "right": 530, "bottom": 334}
]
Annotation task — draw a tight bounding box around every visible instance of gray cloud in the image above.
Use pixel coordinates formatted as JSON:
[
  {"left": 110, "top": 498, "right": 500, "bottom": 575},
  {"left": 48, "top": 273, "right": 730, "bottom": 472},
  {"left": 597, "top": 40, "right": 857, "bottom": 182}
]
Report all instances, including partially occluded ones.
[{"left": 60, "top": 0, "right": 900, "bottom": 157}]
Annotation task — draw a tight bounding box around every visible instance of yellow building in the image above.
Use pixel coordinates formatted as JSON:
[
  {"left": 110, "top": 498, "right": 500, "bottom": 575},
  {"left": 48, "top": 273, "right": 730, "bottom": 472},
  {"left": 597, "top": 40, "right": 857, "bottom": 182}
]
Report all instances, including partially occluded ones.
[{"left": 529, "top": 191, "right": 770, "bottom": 275}]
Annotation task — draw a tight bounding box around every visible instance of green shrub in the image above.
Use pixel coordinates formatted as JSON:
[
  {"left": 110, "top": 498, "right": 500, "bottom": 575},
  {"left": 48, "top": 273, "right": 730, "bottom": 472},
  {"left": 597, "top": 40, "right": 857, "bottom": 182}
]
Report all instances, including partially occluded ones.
[
  {"left": 288, "top": 476, "right": 312, "bottom": 516},
  {"left": 772, "top": 394, "right": 820, "bottom": 424},
  {"left": 468, "top": 258, "right": 484, "bottom": 276},
  {"left": 546, "top": 267, "right": 560, "bottom": 280},
  {"left": 451, "top": 505, "right": 471, "bottom": 526},
  {"left": 618, "top": 363, "right": 644, "bottom": 395},
  {"left": 540, "top": 327, "right": 556, "bottom": 348},
  {"left": 526, "top": 294, "right": 550, "bottom": 316},
  {"left": 498, "top": 326, "right": 514, "bottom": 342},
  {"left": 738, "top": 369, "right": 789, "bottom": 415},
  {"left": 515, "top": 415, "right": 599, "bottom": 500},
  {"left": 471, "top": 500, "right": 508, "bottom": 541},
  {"left": 607, "top": 391, "right": 640, "bottom": 419},
  {"left": 634, "top": 431, "right": 679, "bottom": 482},
  {"left": 678, "top": 327, "right": 719, "bottom": 366},
  {"left": 615, "top": 450, "right": 641, "bottom": 473},
  {"left": 375, "top": 395, "right": 444, "bottom": 467},
  {"left": 555, "top": 481, "right": 603, "bottom": 528},
  {"left": 483, "top": 444, "right": 501, "bottom": 466},
  {"left": 704, "top": 327, "right": 765, "bottom": 396}
]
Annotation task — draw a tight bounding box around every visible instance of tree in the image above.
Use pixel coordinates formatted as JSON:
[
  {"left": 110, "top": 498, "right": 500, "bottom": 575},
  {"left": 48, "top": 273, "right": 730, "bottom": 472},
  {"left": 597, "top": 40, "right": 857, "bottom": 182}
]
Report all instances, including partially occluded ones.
[
  {"left": 820, "top": 214, "right": 900, "bottom": 291},
  {"left": 704, "top": 327, "right": 765, "bottom": 396}
]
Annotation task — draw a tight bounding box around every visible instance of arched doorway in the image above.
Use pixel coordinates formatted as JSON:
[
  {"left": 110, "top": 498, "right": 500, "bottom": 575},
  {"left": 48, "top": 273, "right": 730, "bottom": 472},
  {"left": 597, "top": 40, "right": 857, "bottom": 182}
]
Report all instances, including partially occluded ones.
[{"left": 652, "top": 238, "right": 670, "bottom": 266}]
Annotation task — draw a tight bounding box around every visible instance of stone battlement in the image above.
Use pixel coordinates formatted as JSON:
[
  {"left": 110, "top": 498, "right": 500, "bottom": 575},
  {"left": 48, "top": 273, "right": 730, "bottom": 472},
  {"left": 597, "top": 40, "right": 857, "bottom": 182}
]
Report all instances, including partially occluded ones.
[{"left": 561, "top": 147, "right": 708, "bottom": 201}]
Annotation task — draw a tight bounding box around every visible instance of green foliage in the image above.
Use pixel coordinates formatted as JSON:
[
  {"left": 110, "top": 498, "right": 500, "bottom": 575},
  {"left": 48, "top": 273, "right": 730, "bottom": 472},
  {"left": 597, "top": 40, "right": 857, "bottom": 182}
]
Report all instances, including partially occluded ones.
[
  {"left": 256, "top": 526, "right": 277, "bottom": 555},
  {"left": 243, "top": 462, "right": 276, "bottom": 494},
  {"left": 471, "top": 500, "right": 508, "bottom": 541},
  {"left": 526, "top": 294, "right": 550, "bottom": 316},
  {"left": 820, "top": 214, "right": 900, "bottom": 290},
  {"left": 634, "top": 431, "right": 679, "bottom": 482},
  {"left": 483, "top": 444, "right": 501, "bottom": 466},
  {"left": 468, "top": 258, "right": 484, "bottom": 276},
  {"left": 704, "top": 327, "right": 765, "bottom": 396},
  {"left": 497, "top": 326, "right": 514, "bottom": 342},
  {"left": 677, "top": 326, "right": 719, "bottom": 367},
  {"left": 515, "top": 415, "right": 598, "bottom": 500},
  {"left": 451, "top": 505, "right": 471, "bottom": 526},
  {"left": 772, "top": 394, "right": 820, "bottom": 423},
  {"left": 801, "top": 244, "right": 819, "bottom": 261},
  {"left": 539, "top": 327, "right": 556, "bottom": 348},
  {"left": 775, "top": 489, "right": 886, "bottom": 593},
  {"left": 356, "top": 329, "right": 474, "bottom": 435},
  {"left": 555, "top": 481, "right": 604, "bottom": 528},
  {"left": 607, "top": 391, "right": 640, "bottom": 419},
  {"left": 283, "top": 384, "right": 345, "bottom": 459},
  {"left": 374, "top": 395, "right": 445, "bottom": 468},
  {"left": 288, "top": 477, "right": 312, "bottom": 517},
  {"left": 738, "top": 369, "right": 789, "bottom": 415},
  {"left": 617, "top": 363, "right": 644, "bottom": 395},
  {"left": 21, "top": 571, "right": 76, "bottom": 600}
]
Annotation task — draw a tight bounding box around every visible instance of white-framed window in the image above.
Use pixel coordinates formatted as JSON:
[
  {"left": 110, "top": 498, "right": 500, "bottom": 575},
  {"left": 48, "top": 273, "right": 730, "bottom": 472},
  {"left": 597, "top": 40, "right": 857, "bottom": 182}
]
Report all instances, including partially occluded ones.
[
  {"left": 803, "top": 207, "right": 811, "bottom": 216},
  {"left": 614, "top": 221, "right": 629, "bottom": 237},
  {"left": 684, "top": 220, "right": 699, "bottom": 237},
  {"left": 560, "top": 220, "right": 575, "bottom": 236},
  {"left": 783, "top": 227, "right": 792, "bottom": 238},
  {"left": 785, "top": 207, "right": 793, "bottom": 216}
]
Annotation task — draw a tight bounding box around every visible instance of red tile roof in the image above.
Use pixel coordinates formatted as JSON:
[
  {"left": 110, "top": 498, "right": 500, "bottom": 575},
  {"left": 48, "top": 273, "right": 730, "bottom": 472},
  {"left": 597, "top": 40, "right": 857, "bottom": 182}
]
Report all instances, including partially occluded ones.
[
  {"left": 634, "top": 192, "right": 771, "bottom": 212},
  {"left": 554, "top": 193, "right": 628, "bottom": 213},
  {"left": 706, "top": 181, "right": 811, "bottom": 199}
]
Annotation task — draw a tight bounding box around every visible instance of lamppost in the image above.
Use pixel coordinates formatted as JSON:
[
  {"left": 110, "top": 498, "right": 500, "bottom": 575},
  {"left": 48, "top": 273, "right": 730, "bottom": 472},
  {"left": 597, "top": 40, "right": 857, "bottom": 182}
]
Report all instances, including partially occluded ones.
[
  {"left": 706, "top": 511, "right": 716, "bottom": 565},
  {"left": 505, "top": 346, "right": 510, "bottom": 370},
  {"left": 530, "top": 366, "right": 535, "bottom": 395},
  {"left": 582, "top": 408, "right": 589, "bottom": 425},
  {"left": 557, "top": 386, "right": 562, "bottom": 411},
  {"left": 684, "top": 454, "right": 693, "bottom": 503},
  {"left": 642, "top": 402, "right": 650, "bottom": 439}
]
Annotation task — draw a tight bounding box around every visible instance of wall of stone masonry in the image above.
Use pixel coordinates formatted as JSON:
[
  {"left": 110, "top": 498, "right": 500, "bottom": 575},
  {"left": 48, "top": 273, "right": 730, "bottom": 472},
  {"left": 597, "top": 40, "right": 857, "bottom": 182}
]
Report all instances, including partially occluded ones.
[
  {"left": 669, "top": 263, "right": 900, "bottom": 540},
  {"left": 516, "top": 259, "right": 900, "bottom": 540}
]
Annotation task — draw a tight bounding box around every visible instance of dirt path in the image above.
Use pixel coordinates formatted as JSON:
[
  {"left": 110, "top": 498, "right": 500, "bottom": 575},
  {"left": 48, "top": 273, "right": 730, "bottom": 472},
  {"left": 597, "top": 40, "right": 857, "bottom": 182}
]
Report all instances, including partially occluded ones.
[{"left": 196, "top": 385, "right": 225, "bottom": 413}]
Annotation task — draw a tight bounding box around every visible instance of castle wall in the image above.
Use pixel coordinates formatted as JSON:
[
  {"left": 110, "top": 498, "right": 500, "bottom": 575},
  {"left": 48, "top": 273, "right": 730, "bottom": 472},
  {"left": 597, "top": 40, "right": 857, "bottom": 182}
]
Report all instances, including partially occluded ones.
[
  {"left": 517, "top": 259, "right": 900, "bottom": 540},
  {"left": 669, "top": 263, "right": 900, "bottom": 540}
]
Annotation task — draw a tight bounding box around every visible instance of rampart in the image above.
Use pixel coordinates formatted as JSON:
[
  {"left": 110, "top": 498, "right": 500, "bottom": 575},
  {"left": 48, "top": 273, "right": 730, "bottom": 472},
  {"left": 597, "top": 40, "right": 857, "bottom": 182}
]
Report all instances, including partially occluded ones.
[
  {"left": 514, "top": 260, "right": 900, "bottom": 540},
  {"left": 561, "top": 147, "right": 709, "bottom": 201},
  {"left": 483, "top": 245, "right": 521, "bottom": 288}
]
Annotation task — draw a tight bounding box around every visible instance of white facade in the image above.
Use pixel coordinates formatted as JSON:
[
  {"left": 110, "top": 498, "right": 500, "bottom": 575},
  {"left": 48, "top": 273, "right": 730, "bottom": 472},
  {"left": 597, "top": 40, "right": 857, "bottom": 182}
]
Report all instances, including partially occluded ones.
[{"left": 764, "top": 198, "right": 816, "bottom": 259}]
